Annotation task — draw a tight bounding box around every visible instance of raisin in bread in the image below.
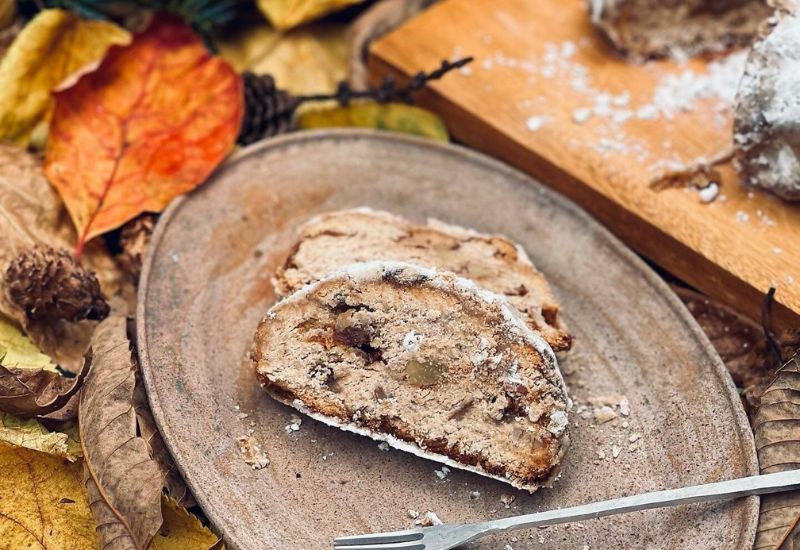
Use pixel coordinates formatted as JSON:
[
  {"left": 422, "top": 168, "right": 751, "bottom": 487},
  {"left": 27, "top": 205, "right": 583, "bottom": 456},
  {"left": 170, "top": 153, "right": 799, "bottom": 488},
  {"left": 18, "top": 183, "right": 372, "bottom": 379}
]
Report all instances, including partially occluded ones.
[
  {"left": 734, "top": 7, "right": 800, "bottom": 201},
  {"left": 274, "top": 208, "right": 571, "bottom": 352},
  {"left": 588, "top": 0, "right": 779, "bottom": 61},
  {"left": 252, "top": 262, "right": 571, "bottom": 492}
]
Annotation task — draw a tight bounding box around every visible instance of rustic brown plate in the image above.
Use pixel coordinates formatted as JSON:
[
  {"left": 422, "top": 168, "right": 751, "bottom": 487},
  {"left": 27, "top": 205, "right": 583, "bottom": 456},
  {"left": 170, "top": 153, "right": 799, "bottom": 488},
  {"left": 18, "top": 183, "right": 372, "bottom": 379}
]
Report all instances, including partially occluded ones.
[{"left": 137, "top": 130, "right": 758, "bottom": 550}]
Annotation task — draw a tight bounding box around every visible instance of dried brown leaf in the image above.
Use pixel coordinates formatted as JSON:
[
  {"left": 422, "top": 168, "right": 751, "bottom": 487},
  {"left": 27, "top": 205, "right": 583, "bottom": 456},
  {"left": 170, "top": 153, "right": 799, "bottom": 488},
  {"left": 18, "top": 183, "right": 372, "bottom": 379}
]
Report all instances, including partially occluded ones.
[
  {"left": 79, "top": 316, "right": 162, "bottom": 550},
  {"left": 0, "top": 362, "right": 87, "bottom": 417},
  {"left": 132, "top": 362, "right": 195, "bottom": 507},
  {"left": 754, "top": 355, "right": 800, "bottom": 549}
]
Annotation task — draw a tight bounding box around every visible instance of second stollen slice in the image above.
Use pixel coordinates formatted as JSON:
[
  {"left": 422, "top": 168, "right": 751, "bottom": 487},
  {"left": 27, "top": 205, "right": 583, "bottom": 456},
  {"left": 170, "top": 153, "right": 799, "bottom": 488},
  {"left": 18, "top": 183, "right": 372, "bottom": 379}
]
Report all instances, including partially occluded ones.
[
  {"left": 252, "top": 261, "right": 571, "bottom": 492},
  {"left": 274, "top": 208, "right": 572, "bottom": 351}
]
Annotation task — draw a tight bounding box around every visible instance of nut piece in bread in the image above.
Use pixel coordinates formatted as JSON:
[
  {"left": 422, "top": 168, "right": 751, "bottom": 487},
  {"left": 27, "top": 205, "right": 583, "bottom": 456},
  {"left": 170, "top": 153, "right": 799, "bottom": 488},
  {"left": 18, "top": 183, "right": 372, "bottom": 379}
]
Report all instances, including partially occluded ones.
[
  {"left": 253, "top": 261, "right": 571, "bottom": 492},
  {"left": 274, "top": 208, "right": 571, "bottom": 352}
]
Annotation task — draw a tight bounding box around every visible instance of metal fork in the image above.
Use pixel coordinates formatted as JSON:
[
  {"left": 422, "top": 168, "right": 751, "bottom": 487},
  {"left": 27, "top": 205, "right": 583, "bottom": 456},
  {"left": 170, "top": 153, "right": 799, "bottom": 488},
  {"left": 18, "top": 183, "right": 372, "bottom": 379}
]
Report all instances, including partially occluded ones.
[{"left": 333, "top": 468, "right": 800, "bottom": 550}]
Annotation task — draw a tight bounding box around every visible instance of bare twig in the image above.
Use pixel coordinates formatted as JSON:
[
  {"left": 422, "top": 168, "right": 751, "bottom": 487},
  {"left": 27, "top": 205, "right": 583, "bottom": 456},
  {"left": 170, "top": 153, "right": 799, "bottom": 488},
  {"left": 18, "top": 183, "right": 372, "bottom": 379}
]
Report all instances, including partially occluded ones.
[
  {"left": 296, "top": 57, "right": 474, "bottom": 107},
  {"left": 760, "top": 286, "right": 784, "bottom": 366}
]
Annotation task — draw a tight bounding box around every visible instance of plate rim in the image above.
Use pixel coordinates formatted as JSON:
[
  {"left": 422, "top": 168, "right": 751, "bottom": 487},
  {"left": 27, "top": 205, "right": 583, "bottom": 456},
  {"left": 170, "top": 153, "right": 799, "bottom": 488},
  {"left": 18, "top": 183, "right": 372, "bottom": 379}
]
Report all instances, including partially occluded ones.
[{"left": 136, "top": 128, "right": 759, "bottom": 548}]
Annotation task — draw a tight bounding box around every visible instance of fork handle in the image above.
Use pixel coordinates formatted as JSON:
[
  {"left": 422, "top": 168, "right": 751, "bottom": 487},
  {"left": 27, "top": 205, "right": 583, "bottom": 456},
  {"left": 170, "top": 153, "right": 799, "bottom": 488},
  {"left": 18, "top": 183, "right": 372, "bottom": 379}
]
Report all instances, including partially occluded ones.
[{"left": 486, "top": 469, "right": 800, "bottom": 533}]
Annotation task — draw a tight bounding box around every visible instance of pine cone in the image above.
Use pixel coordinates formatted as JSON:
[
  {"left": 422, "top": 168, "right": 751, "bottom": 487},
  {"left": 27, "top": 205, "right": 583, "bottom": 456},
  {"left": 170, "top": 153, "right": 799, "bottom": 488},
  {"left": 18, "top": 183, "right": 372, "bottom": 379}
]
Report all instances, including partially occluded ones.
[
  {"left": 117, "top": 214, "right": 157, "bottom": 285},
  {"left": 4, "top": 246, "right": 109, "bottom": 323},
  {"left": 238, "top": 72, "right": 298, "bottom": 146}
]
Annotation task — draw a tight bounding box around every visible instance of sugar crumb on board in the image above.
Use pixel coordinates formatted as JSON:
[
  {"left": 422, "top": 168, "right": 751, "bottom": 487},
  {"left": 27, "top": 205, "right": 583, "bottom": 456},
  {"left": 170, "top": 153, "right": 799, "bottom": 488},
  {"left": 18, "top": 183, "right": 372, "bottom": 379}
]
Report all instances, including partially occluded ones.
[{"left": 236, "top": 435, "right": 270, "bottom": 470}]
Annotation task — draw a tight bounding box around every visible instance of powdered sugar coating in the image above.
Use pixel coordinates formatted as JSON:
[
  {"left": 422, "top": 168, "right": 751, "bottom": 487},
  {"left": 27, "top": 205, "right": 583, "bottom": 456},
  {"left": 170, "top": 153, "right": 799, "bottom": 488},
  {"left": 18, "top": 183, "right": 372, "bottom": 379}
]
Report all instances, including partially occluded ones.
[
  {"left": 286, "top": 260, "right": 560, "bottom": 375},
  {"left": 734, "top": 9, "right": 800, "bottom": 201}
]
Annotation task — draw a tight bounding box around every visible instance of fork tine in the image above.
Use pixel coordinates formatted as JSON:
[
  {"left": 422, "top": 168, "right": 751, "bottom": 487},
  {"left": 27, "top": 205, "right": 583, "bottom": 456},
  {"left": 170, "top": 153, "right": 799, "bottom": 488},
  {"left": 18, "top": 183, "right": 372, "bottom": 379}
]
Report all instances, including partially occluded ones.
[
  {"left": 333, "top": 542, "right": 425, "bottom": 550},
  {"left": 334, "top": 529, "right": 423, "bottom": 546}
]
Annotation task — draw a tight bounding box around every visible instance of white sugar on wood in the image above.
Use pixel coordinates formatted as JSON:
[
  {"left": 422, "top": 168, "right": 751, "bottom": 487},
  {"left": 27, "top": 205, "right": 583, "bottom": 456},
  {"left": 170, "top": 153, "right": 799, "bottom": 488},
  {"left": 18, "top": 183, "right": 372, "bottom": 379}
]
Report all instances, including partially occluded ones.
[
  {"left": 647, "top": 52, "right": 747, "bottom": 119},
  {"left": 698, "top": 182, "right": 719, "bottom": 204},
  {"left": 471, "top": 34, "right": 747, "bottom": 176},
  {"left": 526, "top": 115, "right": 548, "bottom": 131}
]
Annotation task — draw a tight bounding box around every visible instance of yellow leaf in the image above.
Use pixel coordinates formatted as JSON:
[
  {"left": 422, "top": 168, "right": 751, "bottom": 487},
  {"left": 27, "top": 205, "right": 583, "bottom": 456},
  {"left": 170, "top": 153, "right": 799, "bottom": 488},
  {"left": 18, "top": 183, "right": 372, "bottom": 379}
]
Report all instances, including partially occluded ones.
[
  {"left": 298, "top": 102, "right": 449, "bottom": 141},
  {"left": 218, "top": 21, "right": 347, "bottom": 98},
  {"left": 0, "top": 316, "right": 56, "bottom": 371},
  {"left": 151, "top": 495, "right": 221, "bottom": 550},
  {"left": 0, "top": 412, "right": 81, "bottom": 461},
  {"left": 0, "top": 442, "right": 98, "bottom": 549},
  {"left": 257, "top": 0, "right": 365, "bottom": 30},
  {"left": 0, "top": 9, "right": 131, "bottom": 146}
]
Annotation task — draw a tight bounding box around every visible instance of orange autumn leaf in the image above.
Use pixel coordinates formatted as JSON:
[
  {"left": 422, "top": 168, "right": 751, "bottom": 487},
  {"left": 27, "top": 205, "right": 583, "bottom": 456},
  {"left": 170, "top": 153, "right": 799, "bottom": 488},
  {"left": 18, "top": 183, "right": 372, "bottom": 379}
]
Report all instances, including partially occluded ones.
[{"left": 44, "top": 17, "right": 243, "bottom": 256}]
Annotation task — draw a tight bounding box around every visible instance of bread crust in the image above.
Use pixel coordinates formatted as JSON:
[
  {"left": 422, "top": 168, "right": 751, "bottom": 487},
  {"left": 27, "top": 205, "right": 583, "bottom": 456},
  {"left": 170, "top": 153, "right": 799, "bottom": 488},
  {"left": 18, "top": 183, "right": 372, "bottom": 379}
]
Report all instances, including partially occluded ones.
[
  {"left": 253, "top": 261, "right": 571, "bottom": 492},
  {"left": 274, "top": 207, "right": 572, "bottom": 351}
]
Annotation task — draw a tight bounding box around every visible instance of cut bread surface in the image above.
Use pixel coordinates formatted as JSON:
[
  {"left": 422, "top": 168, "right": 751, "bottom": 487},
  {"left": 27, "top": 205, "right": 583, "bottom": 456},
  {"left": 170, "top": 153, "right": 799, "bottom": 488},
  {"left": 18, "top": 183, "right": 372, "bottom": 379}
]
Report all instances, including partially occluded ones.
[
  {"left": 275, "top": 207, "right": 572, "bottom": 351},
  {"left": 589, "top": 0, "right": 776, "bottom": 60},
  {"left": 253, "top": 261, "right": 571, "bottom": 492}
]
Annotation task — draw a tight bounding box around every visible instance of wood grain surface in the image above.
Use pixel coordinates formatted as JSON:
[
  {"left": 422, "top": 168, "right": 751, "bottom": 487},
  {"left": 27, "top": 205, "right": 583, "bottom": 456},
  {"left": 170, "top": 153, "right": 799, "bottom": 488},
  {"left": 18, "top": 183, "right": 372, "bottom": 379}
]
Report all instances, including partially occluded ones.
[{"left": 368, "top": 0, "right": 800, "bottom": 331}]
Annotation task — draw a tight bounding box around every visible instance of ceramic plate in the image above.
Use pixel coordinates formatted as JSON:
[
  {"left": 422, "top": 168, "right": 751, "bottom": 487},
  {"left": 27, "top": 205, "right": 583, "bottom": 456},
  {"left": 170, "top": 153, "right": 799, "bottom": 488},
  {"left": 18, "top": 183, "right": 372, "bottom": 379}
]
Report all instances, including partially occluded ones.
[{"left": 138, "top": 130, "right": 757, "bottom": 549}]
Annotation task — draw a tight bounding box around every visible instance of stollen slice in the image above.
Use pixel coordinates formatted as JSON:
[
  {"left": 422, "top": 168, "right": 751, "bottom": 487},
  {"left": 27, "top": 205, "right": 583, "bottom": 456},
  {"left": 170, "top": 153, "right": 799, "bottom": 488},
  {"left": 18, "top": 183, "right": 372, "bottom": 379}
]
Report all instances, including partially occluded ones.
[
  {"left": 274, "top": 207, "right": 572, "bottom": 352},
  {"left": 252, "top": 261, "right": 571, "bottom": 492}
]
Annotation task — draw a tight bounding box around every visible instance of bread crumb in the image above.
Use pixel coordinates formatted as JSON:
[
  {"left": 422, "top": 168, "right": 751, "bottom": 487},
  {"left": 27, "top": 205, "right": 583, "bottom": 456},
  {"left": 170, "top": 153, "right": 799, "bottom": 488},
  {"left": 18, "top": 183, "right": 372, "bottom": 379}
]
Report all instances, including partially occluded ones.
[
  {"left": 434, "top": 466, "right": 451, "bottom": 480},
  {"left": 284, "top": 414, "right": 302, "bottom": 433},
  {"left": 500, "top": 493, "right": 516, "bottom": 508},
  {"left": 236, "top": 436, "right": 270, "bottom": 470},
  {"left": 407, "top": 509, "right": 419, "bottom": 519},
  {"left": 593, "top": 405, "right": 617, "bottom": 424},
  {"left": 415, "top": 511, "right": 443, "bottom": 526},
  {"left": 469, "top": 490, "right": 481, "bottom": 500},
  {"left": 547, "top": 410, "right": 568, "bottom": 435}
]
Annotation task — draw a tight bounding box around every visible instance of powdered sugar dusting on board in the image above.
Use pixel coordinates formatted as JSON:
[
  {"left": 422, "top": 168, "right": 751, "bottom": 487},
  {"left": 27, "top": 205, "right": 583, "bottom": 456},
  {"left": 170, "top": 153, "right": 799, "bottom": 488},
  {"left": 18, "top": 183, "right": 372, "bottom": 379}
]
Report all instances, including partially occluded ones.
[{"left": 451, "top": 34, "right": 747, "bottom": 178}]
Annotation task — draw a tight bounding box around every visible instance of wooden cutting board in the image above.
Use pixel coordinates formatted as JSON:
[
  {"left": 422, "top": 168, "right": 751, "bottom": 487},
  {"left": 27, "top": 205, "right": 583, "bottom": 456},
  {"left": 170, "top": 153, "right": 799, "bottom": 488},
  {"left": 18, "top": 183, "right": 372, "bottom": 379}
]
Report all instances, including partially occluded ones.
[{"left": 368, "top": 0, "right": 800, "bottom": 331}]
